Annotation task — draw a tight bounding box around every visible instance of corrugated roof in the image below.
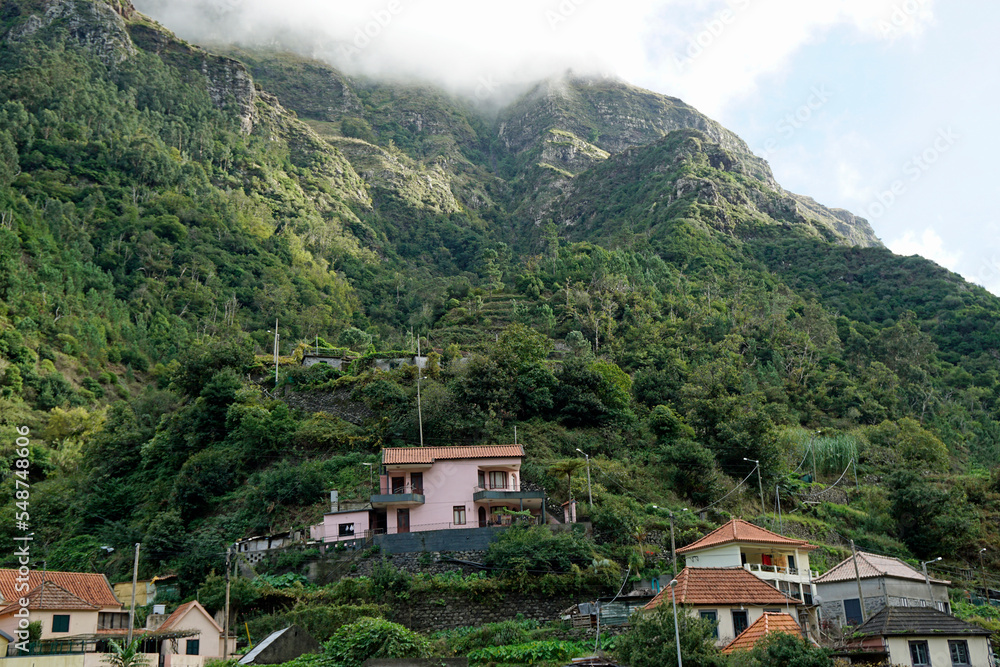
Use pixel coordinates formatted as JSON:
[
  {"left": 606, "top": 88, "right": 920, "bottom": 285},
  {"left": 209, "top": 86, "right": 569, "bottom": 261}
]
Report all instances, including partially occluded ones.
[
  {"left": 677, "top": 519, "right": 817, "bottom": 555},
  {"left": 854, "top": 606, "right": 992, "bottom": 637},
  {"left": 239, "top": 626, "right": 289, "bottom": 664},
  {"left": 0, "top": 581, "right": 100, "bottom": 615},
  {"left": 159, "top": 600, "right": 223, "bottom": 634},
  {"left": 0, "top": 569, "right": 120, "bottom": 608},
  {"left": 813, "top": 552, "right": 950, "bottom": 585},
  {"left": 644, "top": 568, "right": 802, "bottom": 608},
  {"left": 382, "top": 445, "right": 524, "bottom": 464},
  {"left": 722, "top": 612, "right": 807, "bottom": 654}
]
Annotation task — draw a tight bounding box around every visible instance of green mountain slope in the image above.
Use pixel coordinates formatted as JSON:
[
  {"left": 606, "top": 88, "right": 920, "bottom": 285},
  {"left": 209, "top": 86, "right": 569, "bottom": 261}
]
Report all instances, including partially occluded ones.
[{"left": 3, "top": 0, "right": 1000, "bottom": 632}]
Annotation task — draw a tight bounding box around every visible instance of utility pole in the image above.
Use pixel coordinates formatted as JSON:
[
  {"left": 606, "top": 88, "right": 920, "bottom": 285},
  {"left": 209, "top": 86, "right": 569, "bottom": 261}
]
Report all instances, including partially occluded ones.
[
  {"left": 127, "top": 543, "right": 140, "bottom": 645},
  {"left": 39, "top": 561, "right": 46, "bottom": 610},
  {"left": 576, "top": 449, "right": 592, "bottom": 509},
  {"left": 850, "top": 540, "right": 867, "bottom": 623},
  {"left": 669, "top": 512, "right": 678, "bottom": 578},
  {"left": 923, "top": 557, "right": 942, "bottom": 610},
  {"left": 980, "top": 548, "right": 988, "bottom": 604},
  {"left": 224, "top": 546, "right": 232, "bottom": 660},
  {"left": 852, "top": 458, "right": 859, "bottom": 490},
  {"left": 775, "top": 485, "right": 783, "bottom": 535},
  {"left": 744, "top": 458, "right": 765, "bottom": 516},
  {"left": 416, "top": 338, "right": 424, "bottom": 447},
  {"left": 670, "top": 579, "right": 683, "bottom": 667},
  {"left": 268, "top": 320, "right": 280, "bottom": 386}
]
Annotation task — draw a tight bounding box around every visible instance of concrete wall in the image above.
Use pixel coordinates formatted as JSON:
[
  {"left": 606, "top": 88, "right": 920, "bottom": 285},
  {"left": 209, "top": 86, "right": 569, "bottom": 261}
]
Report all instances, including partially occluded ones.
[
  {"left": 389, "top": 592, "right": 579, "bottom": 633},
  {"left": 817, "top": 578, "right": 950, "bottom": 626},
  {"left": 0, "top": 610, "right": 102, "bottom": 641},
  {"left": 165, "top": 605, "right": 227, "bottom": 657},
  {"left": 374, "top": 527, "right": 506, "bottom": 554},
  {"left": 244, "top": 626, "right": 320, "bottom": 665},
  {"left": 885, "top": 635, "right": 991, "bottom": 667},
  {"left": 318, "top": 510, "right": 371, "bottom": 543},
  {"left": 689, "top": 605, "right": 801, "bottom": 647},
  {"left": 683, "top": 544, "right": 742, "bottom": 568}
]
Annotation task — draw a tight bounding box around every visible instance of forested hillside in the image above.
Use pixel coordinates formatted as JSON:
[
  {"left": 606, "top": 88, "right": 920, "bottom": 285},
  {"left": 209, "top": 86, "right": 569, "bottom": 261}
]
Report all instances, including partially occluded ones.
[{"left": 2, "top": 0, "right": 1000, "bottom": 650}]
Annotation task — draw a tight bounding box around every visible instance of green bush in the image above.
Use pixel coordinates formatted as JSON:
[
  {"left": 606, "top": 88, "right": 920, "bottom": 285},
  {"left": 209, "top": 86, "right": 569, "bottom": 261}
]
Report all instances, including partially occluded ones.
[
  {"left": 468, "top": 640, "right": 588, "bottom": 666},
  {"left": 323, "top": 617, "right": 429, "bottom": 667},
  {"left": 483, "top": 525, "right": 593, "bottom": 575}
]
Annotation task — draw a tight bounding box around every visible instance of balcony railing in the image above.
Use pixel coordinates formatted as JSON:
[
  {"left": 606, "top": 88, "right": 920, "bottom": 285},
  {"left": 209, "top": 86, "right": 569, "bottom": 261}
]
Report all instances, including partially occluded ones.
[
  {"left": 474, "top": 482, "right": 521, "bottom": 493},
  {"left": 378, "top": 482, "right": 424, "bottom": 495},
  {"left": 744, "top": 563, "right": 818, "bottom": 580}
]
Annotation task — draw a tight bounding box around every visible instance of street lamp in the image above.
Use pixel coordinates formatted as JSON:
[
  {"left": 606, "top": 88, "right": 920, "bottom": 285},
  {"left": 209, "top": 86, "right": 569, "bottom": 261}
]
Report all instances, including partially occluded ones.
[
  {"left": 575, "top": 448, "right": 592, "bottom": 509},
  {"left": 416, "top": 338, "right": 425, "bottom": 447},
  {"left": 743, "top": 458, "right": 765, "bottom": 514},
  {"left": 267, "top": 320, "right": 280, "bottom": 386},
  {"left": 980, "top": 548, "right": 988, "bottom": 604},
  {"left": 670, "top": 579, "right": 683, "bottom": 667},
  {"left": 362, "top": 463, "right": 375, "bottom": 495},
  {"left": 922, "top": 557, "right": 942, "bottom": 609}
]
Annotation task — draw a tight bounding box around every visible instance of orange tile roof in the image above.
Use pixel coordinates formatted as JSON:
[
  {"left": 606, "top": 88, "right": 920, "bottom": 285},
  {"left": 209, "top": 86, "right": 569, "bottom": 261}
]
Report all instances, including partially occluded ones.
[
  {"left": 382, "top": 445, "right": 524, "bottom": 464},
  {"left": 644, "top": 568, "right": 802, "bottom": 609},
  {"left": 813, "top": 552, "right": 950, "bottom": 585},
  {"left": 676, "top": 519, "right": 817, "bottom": 554},
  {"left": 159, "top": 600, "right": 223, "bottom": 634},
  {"left": 722, "top": 612, "right": 807, "bottom": 654},
  {"left": 0, "top": 581, "right": 100, "bottom": 615},
  {"left": 0, "top": 569, "right": 120, "bottom": 608}
]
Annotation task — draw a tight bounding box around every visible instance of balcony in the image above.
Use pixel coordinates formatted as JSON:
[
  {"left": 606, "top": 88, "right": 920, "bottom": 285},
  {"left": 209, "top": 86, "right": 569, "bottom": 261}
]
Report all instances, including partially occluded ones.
[
  {"left": 744, "top": 562, "right": 817, "bottom": 584},
  {"left": 473, "top": 483, "right": 546, "bottom": 502},
  {"left": 371, "top": 482, "right": 425, "bottom": 508}
]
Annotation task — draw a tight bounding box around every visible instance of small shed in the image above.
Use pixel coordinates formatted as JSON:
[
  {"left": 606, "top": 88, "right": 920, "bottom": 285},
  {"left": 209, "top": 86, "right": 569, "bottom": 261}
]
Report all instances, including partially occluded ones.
[{"left": 238, "top": 625, "right": 320, "bottom": 665}]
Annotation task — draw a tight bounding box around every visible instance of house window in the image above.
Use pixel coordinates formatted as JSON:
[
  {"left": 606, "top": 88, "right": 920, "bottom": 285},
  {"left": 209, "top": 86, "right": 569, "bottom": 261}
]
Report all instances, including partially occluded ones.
[
  {"left": 186, "top": 639, "right": 200, "bottom": 655},
  {"left": 787, "top": 555, "right": 797, "bottom": 573},
  {"left": 488, "top": 471, "right": 508, "bottom": 490},
  {"left": 732, "top": 610, "right": 749, "bottom": 636},
  {"left": 52, "top": 615, "right": 70, "bottom": 633},
  {"left": 909, "top": 640, "right": 931, "bottom": 666},
  {"left": 699, "top": 611, "right": 718, "bottom": 638},
  {"left": 844, "top": 598, "right": 864, "bottom": 625},
  {"left": 949, "top": 639, "right": 971, "bottom": 665},
  {"left": 338, "top": 523, "right": 355, "bottom": 537},
  {"left": 454, "top": 506, "right": 466, "bottom": 525}
]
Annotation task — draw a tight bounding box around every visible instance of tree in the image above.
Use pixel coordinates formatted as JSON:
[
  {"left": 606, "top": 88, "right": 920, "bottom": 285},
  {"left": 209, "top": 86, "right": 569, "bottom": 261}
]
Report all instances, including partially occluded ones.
[
  {"left": 729, "top": 631, "right": 833, "bottom": 667},
  {"left": 547, "top": 458, "right": 586, "bottom": 502},
  {"left": 101, "top": 638, "right": 150, "bottom": 667},
  {"left": 615, "top": 604, "right": 727, "bottom": 667}
]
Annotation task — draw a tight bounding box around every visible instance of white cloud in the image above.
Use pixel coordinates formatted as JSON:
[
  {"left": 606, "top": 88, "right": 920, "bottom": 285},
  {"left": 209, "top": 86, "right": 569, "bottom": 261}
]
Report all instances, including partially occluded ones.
[
  {"left": 131, "top": 0, "right": 935, "bottom": 112},
  {"left": 888, "top": 228, "right": 961, "bottom": 270}
]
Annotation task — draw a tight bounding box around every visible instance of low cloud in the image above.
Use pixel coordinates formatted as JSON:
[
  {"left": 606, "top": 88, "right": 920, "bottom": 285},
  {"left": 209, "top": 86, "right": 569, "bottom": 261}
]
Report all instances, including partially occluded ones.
[
  {"left": 131, "top": 0, "right": 935, "bottom": 112},
  {"left": 889, "top": 228, "right": 961, "bottom": 271}
]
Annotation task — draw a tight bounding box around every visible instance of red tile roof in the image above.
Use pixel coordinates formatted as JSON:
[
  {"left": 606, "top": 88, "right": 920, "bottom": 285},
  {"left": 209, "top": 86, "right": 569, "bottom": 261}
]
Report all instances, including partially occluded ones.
[
  {"left": 722, "top": 612, "right": 807, "bottom": 654},
  {"left": 676, "top": 519, "right": 817, "bottom": 554},
  {"left": 382, "top": 445, "right": 524, "bottom": 464},
  {"left": 644, "top": 568, "right": 802, "bottom": 609},
  {"left": 813, "top": 551, "right": 950, "bottom": 585},
  {"left": 0, "top": 581, "right": 100, "bottom": 615},
  {"left": 0, "top": 569, "right": 120, "bottom": 608},
  {"left": 159, "top": 600, "right": 223, "bottom": 634}
]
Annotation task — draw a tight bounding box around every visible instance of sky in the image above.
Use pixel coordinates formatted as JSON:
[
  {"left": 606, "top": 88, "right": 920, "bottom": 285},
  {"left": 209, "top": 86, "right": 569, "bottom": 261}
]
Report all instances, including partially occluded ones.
[{"left": 132, "top": 0, "right": 1000, "bottom": 294}]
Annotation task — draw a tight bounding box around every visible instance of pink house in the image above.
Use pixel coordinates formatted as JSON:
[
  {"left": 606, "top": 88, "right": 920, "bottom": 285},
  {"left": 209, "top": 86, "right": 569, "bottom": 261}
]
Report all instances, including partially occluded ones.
[{"left": 313, "top": 445, "right": 546, "bottom": 542}]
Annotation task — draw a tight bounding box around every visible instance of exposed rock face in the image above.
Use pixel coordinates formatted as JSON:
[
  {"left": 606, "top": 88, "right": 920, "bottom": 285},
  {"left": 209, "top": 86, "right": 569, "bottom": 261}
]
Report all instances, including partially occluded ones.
[
  {"left": 4, "top": 0, "right": 137, "bottom": 64},
  {"left": 200, "top": 54, "right": 256, "bottom": 134}
]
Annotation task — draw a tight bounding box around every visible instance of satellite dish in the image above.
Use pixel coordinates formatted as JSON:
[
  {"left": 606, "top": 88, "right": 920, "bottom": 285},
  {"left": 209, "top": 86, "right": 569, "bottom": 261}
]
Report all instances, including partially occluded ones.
[{"left": 813, "top": 595, "right": 823, "bottom": 605}]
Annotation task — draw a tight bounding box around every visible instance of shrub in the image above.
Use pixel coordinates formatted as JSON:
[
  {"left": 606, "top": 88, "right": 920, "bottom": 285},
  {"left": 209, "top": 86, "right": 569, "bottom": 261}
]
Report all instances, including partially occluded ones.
[
  {"left": 483, "top": 525, "right": 592, "bottom": 575},
  {"left": 323, "top": 617, "right": 429, "bottom": 667}
]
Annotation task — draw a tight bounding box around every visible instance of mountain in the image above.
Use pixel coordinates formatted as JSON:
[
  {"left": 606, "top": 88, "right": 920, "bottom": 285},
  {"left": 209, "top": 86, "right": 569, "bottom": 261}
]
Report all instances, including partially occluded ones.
[{"left": 2, "top": 0, "right": 1000, "bottom": 634}]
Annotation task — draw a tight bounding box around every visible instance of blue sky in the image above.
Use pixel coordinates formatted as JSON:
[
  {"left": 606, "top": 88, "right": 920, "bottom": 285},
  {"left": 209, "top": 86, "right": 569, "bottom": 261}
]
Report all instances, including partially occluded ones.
[{"left": 135, "top": 0, "right": 1000, "bottom": 293}]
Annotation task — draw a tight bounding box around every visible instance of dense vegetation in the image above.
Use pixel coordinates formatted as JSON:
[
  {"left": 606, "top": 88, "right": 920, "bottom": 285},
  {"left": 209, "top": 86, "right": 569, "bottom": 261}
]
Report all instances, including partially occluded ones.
[{"left": 2, "top": 1, "right": 1000, "bottom": 664}]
